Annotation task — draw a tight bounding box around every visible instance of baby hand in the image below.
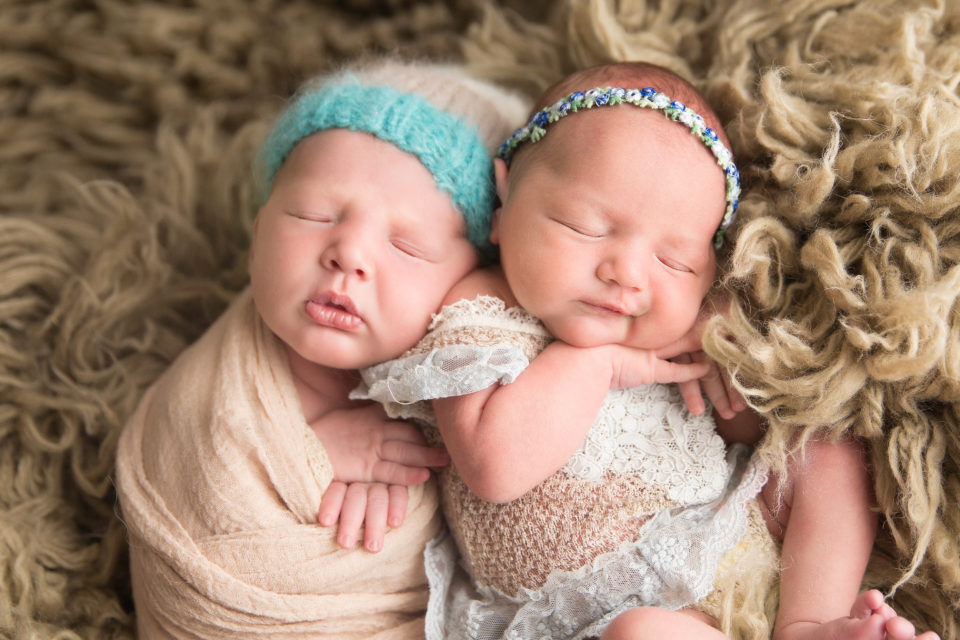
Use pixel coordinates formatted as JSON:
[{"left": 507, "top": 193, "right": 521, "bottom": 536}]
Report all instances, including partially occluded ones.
[
  {"left": 310, "top": 404, "right": 450, "bottom": 485},
  {"left": 670, "top": 350, "right": 746, "bottom": 419},
  {"left": 655, "top": 327, "right": 746, "bottom": 419},
  {"left": 607, "top": 343, "right": 711, "bottom": 390},
  {"left": 317, "top": 481, "right": 408, "bottom": 553}
]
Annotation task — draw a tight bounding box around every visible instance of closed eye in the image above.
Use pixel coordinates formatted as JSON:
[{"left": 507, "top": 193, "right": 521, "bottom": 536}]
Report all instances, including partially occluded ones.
[
  {"left": 555, "top": 219, "right": 604, "bottom": 238},
  {"left": 286, "top": 209, "right": 334, "bottom": 224},
  {"left": 391, "top": 237, "right": 431, "bottom": 261},
  {"left": 656, "top": 255, "right": 693, "bottom": 273}
]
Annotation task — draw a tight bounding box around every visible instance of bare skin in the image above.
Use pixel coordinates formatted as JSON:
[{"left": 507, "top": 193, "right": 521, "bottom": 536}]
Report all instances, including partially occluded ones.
[
  {"left": 249, "top": 129, "right": 477, "bottom": 554},
  {"left": 601, "top": 590, "right": 939, "bottom": 640},
  {"left": 763, "top": 440, "right": 940, "bottom": 640},
  {"left": 773, "top": 589, "right": 939, "bottom": 640}
]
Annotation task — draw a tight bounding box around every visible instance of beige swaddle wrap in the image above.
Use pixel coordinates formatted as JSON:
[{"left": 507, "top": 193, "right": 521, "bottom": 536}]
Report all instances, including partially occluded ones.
[{"left": 115, "top": 289, "right": 441, "bottom": 639}]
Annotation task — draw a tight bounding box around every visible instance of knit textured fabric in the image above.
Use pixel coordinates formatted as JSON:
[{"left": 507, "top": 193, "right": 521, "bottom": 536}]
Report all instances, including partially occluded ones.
[
  {"left": 2, "top": 1, "right": 957, "bottom": 638},
  {"left": 353, "top": 296, "right": 774, "bottom": 639},
  {"left": 257, "top": 81, "right": 497, "bottom": 254}
]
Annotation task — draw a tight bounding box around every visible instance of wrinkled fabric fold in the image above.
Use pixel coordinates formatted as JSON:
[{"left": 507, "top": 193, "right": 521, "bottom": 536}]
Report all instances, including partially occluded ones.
[{"left": 116, "top": 289, "right": 441, "bottom": 639}]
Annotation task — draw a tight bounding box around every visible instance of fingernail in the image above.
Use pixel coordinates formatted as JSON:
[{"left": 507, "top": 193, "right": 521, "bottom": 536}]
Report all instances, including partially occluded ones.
[
  {"left": 339, "top": 535, "right": 354, "bottom": 549},
  {"left": 366, "top": 539, "right": 381, "bottom": 553}
]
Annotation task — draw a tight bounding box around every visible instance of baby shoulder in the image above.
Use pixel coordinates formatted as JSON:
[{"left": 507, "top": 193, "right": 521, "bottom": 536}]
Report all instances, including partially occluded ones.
[{"left": 441, "top": 265, "right": 516, "bottom": 308}]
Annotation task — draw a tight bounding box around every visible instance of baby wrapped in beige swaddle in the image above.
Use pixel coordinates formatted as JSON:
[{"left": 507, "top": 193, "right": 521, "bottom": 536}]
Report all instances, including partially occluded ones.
[
  {"left": 115, "top": 58, "right": 529, "bottom": 638},
  {"left": 116, "top": 291, "right": 441, "bottom": 638}
]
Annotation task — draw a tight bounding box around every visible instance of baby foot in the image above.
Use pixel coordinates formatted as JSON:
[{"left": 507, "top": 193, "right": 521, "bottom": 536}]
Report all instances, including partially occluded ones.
[
  {"left": 778, "top": 590, "right": 940, "bottom": 640},
  {"left": 847, "top": 589, "right": 940, "bottom": 640}
]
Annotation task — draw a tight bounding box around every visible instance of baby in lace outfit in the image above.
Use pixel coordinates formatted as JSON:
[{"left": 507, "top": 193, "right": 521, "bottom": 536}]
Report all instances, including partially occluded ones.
[{"left": 354, "top": 62, "right": 935, "bottom": 640}]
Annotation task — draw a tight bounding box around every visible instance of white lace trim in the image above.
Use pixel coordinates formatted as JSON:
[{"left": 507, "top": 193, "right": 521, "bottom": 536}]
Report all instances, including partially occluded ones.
[
  {"left": 359, "top": 296, "right": 729, "bottom": 502},
  {"left": 351, "top": 344, "right": 529, "bottom": 421},
  {"left": 424, "top": 447, "right": 768, "bottom": 640},
  {"left": 564, "top": 384, "right": 728, "bottom": 504},
  {"left": 428, "top": 295, "right": 551, "bottom": 337}
]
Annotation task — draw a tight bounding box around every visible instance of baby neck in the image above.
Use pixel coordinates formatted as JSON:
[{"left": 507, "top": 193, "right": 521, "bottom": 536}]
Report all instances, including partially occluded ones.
[{"left": 284, "top": 345, "right": 363, "bottom": 423}]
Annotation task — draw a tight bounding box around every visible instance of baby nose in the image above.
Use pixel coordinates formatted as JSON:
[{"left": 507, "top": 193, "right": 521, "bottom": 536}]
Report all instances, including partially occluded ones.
[
  {"left": 327, "top": 254, "right": 367, "bottom": 278},
  {"left": 598, "top": 254, "right": 647, "bottom": 291},
  {"left": 322, "top": 230, "right": 372, "bottom": 279}
]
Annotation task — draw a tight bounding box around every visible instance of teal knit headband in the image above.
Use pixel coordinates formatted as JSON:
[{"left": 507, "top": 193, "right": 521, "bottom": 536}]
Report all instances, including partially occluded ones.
[
  {"left": 257, "top": 80, "right": 497, "bottom": 255},
  {"left": 498, "top": 87, "right": 740, "bottom": 248}
]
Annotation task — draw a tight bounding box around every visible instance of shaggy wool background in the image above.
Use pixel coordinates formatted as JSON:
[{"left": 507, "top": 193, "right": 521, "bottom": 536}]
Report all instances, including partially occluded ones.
[{"left": 1, "top": 0, "right": 957, "bottom": 638}]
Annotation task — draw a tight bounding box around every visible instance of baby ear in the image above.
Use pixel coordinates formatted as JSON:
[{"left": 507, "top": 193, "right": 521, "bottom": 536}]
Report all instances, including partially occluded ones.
[
  {"left": 494, "top": 157, "right": 510, "bottom": 202},
  {"left": 490, "top": 207, "right": 502, "bottom": 246},
  {"left": 490, "top": 158, "right": 509, "bottom": 246},
  {"left": 248, "top": 214, "right": 261, "bottom": 263}
]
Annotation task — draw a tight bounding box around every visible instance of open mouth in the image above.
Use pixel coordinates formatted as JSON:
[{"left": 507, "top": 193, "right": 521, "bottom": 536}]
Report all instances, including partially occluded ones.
[{"left": 305, "top": 292, "right": 363, "bottom": 330}]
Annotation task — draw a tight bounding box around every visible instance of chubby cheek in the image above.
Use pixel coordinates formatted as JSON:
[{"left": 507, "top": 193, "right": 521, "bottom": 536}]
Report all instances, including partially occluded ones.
[
  {"left": 650, "top": 290, "right": 703, "bottom": 345},
  {"left": 253, "top": 230, "right": 312, "bottom": 281},
  {"left": 377, "top": 288, "right": 438, "bottom": 354}
]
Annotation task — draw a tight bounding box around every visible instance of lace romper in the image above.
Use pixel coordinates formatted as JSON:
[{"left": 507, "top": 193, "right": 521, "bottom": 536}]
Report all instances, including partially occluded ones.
[{"left": 354, "top": 296, "right": 774, "bottom": 640}]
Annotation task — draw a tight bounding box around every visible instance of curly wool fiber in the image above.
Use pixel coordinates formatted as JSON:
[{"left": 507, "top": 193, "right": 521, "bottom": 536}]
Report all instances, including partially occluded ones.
[
  {"left": 3, "top": 0, "right": 958, "bottom": 638},
  {"left": 700, "top": 2, "right": 960, "bottom": 634}
]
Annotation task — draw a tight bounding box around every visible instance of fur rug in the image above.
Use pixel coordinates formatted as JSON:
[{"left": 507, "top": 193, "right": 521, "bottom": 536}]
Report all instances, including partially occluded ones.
[{"left": 1, "top": 0, "right": 956, "bottom": 637}]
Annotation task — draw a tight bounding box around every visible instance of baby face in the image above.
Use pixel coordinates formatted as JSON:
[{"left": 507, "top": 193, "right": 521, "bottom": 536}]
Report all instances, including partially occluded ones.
[
  {"left": 492, "top": 106, "right": 726, "bottom": 350},
  {"left": 250, "top": 129, "right": 478, "bottom": 370}
]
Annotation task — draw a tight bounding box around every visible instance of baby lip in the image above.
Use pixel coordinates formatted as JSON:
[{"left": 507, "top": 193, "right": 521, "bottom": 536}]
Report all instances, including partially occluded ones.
[
  {"left": 305, "top": 291, "right": 364, "bottom": 331},
  {"left": 584, "top": 299, "right": 631, "bottom": 316},
  {"left": 310, "top": 291, "right": 361, "bottom": 318}
]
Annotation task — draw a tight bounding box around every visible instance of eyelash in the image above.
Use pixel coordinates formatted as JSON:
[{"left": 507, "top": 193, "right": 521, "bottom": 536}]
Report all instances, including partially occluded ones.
[
  {"left": 558, "top": 220, "right": 603, "bottom": 238},
  {"left": 287, "top": 211, "right": 431, "bottom": 260},
  {"left": 391, "top": 238, "right": 430, "bottom": 261},
  {"left": 656, "top": 255, "right": 693, "bottom": 273},
  {"left": 288, "top": 210, "right": 333, "bottom": 224},
  {"left": 554, "top": 217, "right": 695, "bottom": 272}
]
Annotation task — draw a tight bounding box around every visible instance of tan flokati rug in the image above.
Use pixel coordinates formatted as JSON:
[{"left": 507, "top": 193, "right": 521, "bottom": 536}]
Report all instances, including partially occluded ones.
[{"left": 2, "top": 0, "right": 957, "bottom": 637}]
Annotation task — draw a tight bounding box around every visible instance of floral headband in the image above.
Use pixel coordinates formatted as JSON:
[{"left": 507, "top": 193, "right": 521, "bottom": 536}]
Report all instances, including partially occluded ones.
[{"left": 497, "top": 87, "right": 740, "bottom": 248}]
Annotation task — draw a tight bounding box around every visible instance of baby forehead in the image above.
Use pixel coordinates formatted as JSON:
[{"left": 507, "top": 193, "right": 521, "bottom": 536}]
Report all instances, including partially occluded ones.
[{"left": 529, "top": 106, "right": 722, "bottom": 167}]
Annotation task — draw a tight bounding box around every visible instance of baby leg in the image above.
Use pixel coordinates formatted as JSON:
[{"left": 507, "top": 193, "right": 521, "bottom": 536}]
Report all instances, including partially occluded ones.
[
  {"left": 761, "top": 437, "right": 939, "bottom": 640},
  {"left": 601, "top": 607, "right": 726, "bottom": 640}
]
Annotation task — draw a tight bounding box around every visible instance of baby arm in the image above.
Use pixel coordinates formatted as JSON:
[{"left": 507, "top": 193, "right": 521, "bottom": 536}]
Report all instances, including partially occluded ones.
[
  {"left": 309, "top": 404, "right": 449, "bottom": 552},
  {"left": 433, "top": 333, "right": 710, "bottom": 503},
  {"left": 310, "top": 404, "right": 449, "bottom": 486}
]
